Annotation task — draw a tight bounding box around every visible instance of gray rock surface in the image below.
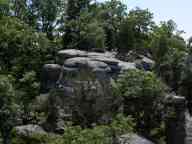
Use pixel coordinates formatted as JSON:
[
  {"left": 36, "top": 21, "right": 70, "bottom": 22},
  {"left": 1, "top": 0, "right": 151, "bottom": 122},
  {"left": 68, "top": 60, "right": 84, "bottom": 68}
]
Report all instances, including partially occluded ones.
[
  {"left": 119, "top": 133, "right": 154, "bottom": 144},
  {"left": 118, "top": 61, "right": 136, "bottom": 71},
  {"left": 15, "top": 124, "right": 47, "bottom": 137},
  {"left": 42, "top": 49, "right": 137, "bottom": 92},
  {"left": 135, "top": 56, "right": 155, "bottom": 70},
  {"left": 63, "top": 57, "right": 111, "bottom": 76},
  {"left": 59, "top": 50, "right": 136, "bottom": 80},
  {"left": 42, "top": 64, "right": 61, "bottom": 80},
  {"left": 57, "top": 49, "right": 87, "bottom": 63},
  {"left": 41, "top": 64, "right": 61, "bottom": 92}
]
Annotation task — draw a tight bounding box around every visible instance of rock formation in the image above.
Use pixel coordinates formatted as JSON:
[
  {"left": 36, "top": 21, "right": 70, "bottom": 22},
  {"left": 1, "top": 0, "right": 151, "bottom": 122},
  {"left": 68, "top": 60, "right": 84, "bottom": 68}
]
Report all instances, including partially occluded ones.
[
  {"left": 41, "top": 49, "right": 139, "bottom": 92},
  {"left": 31, "top": 49, "right": 157, "bottom": 144}
]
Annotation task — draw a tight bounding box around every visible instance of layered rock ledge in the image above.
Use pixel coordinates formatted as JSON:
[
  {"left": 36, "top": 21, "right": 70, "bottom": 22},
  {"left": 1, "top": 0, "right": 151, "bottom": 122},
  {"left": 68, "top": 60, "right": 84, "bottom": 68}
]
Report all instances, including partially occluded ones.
[{"left": 41, "top": 49, "right": 138, "bottom": 92}]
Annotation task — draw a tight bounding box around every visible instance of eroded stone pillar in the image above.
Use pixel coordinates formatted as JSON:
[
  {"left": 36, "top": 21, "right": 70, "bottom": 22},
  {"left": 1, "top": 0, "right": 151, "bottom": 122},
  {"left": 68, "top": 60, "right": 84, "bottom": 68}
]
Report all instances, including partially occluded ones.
[{"left": 166, "top": 95, "right": 186, "bottom": 144}]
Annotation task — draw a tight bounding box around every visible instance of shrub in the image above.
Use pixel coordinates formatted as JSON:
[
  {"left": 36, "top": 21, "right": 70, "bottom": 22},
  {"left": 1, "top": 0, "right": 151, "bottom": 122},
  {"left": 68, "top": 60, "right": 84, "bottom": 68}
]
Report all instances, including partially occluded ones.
[
  {"left": 114, "top": 69, "right": 166, "bottom": 99},
  {"left": 0, "top": 75, "right": 19, "bottom": 144},
  {"left": 113, "top": 69, "right": 167, "bottom": 142},
  {"left": 57, "top": 114, "right": 134, "bottom": 144}
]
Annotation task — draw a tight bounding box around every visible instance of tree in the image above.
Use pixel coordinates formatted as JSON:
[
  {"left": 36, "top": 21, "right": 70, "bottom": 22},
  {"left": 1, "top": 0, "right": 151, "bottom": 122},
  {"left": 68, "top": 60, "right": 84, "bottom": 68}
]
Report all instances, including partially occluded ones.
[
  {"left": 10, "top": 0, "right": 64, "bottom": 40},
  {"left": 62, "top": 0, "right": 127, "bottom": 50},
  {"left": 0, "top": 16, "right": 51, "bottom": 79},
  {"left": 79, "top": 20, "right": 106, "bottom": 50},
  {"left": 150, "top": 34, "right": 170, "bottom": 70},
  {"left": 117, "top": 7, "right": 154, "bottom": 53},
  {"left": 128, "top": 8, "right": 153, "bottom": 33},
  {"left": 98, "top": 0, "right": 127, "bottom": 50},
  {"left": 0, "top": 75, "right": 18, "bottom": 144},
  {"left": 117, "top": 17, "right": 135, "bottom": 52},
  {"left": 150, "top": 20, "right": 187, "bottom": 92},
  {"left": 159, "top": 48, "right": 186, "bottom": 92},
  {"left": 180, "top": 52, "right": 192, "bottom": 114},
  {"left": 29, "top": 0, "right": 63, "bottom": 40},
  {"left": 11, "top": 0, "right": 28, "bottom": 20},
  {"left": 0, "top": 0, "right": 10, "bottom": 17},
  {"left": 76, "top": 9, "right": 106, "bottom": 50},
  {"left": 63, "top": 0, "right": 91, "bottom": 49}
]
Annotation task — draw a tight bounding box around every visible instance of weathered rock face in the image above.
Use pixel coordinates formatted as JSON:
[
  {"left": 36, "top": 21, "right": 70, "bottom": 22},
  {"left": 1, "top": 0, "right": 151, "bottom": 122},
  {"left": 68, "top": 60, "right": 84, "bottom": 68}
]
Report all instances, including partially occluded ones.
[
  {"left": 63, "top": 57, "right": 111, "bottom": 79},
  {"left": 41, "top": 49, "right": 136, "bottom": 92},
  {"left": 40, "top": 49, "right": 154, "bottom": 138},
  {"left": 118, "top": 133, "right": 154, "bottom": 144},
  {"left": 57, "top": 49, "right": 87, "bottom": 63},
  {"left": 165, "top": 95, "right": 186, "bottom": 144},
  {"left": 135, "top": 56, "right": 155, "bottom": 71},
  {"left": 118, "top": 50, "right": 155, "bottom": 71},
  {"left": 41, "top": 64, "right": 61, "bottom": 92},
  {"left": 43, "top": 80, "right": 120, "bottom": 133}
]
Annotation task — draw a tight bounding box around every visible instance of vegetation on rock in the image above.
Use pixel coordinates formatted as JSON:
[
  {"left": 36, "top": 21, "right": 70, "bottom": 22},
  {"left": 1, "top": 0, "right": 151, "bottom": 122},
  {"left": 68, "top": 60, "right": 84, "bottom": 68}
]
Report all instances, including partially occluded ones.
[
  {"left": 113, "top": 70, "right": 166, "bottom": 142},
  {"left": 0, "top": 0, "right": 191, "bottom": 144}
]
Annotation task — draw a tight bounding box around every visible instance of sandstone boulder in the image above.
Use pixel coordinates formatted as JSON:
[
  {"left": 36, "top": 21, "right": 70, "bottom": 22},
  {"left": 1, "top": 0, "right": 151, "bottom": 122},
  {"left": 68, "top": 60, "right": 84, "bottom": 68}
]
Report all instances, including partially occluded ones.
[
  {"left": 64, "top": 57, "right": 111, "bottom": 75},
  {"left": 118, "top": 61, "right": 136, "bottom": 71},
  {"left": 57, "top": 49, "right": 87, "bottom": 64}
]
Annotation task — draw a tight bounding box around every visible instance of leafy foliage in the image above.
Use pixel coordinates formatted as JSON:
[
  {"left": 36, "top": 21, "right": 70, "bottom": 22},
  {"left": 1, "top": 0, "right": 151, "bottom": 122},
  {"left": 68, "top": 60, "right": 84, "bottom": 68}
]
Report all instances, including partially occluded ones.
[
  {"left": 12, "top": 114, "right": 134, "bottom": 144},
  {"left": 0, "top": 0, "right": 9, "bottom": 17},
  {"left": 117, "top": 7, "right": 154, "bottom": 52},
  {"left": 0, "top": 0, "right": 190, "bottom": 143},
  {"left": 150, "top": 20, "right": 187, "bottom": 92},
  {"left": 17, "top": 71, "right": 40, "bottom": 124},
  {"left": 0, "top": 16, "right": 51, "bottom": 78},
  {"left": 114, "top": 70, "right": 166, "bottom": 98},
  {"left": 114, "top": 69, "right": 167, "bottom": 142},
  {"left": 62, "top": 115, "right": 133, "bottom": 144}
]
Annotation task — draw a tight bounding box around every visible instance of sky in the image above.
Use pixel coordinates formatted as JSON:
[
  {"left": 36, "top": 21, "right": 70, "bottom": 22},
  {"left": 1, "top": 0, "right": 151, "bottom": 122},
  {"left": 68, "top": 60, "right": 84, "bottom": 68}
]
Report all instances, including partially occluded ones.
[{"left": 99, "top": 0, "right": 192, "bottom": 39}]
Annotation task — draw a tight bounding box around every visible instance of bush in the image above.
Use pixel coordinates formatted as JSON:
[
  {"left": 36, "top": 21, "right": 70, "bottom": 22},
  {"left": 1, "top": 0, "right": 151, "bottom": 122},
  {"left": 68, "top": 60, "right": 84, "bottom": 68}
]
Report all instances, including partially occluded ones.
[
  {"left": 113, "top": 69, "right": 167, "bottom": 142},
  {"left": 114, "top": 70, "right": 166, "bottom": 99},
  {"left": 0, "top": 75, "right": 19, "bottom": 144},
  {"left": 17, "top": 71, "right": 40, "bottom": 124}
]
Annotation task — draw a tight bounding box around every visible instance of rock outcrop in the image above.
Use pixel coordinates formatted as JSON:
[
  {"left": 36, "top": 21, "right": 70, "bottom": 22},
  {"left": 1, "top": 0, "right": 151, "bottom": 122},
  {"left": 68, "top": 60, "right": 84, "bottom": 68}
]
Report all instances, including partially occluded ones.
[
  {"left": 38, "top": 49, "right": 156, "bottom": 143},
  {"left": 41, "top": 49, "right": 139, "bottom": 92},
  {"left": 166, "top": 95, "right": 186, "bottom": 144},
  {"left": 15, "top": 124, "right": 47, "bottom": 137},
  {"left": 39, "top": 49, "right": 156, "bottom": 133}
]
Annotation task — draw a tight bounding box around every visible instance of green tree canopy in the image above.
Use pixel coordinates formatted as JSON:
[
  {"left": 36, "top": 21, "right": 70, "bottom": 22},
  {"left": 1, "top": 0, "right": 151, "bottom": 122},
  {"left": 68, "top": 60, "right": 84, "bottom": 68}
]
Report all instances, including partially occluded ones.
[{"left": 0, "top": 16, "right": 51, "bottom": 78}]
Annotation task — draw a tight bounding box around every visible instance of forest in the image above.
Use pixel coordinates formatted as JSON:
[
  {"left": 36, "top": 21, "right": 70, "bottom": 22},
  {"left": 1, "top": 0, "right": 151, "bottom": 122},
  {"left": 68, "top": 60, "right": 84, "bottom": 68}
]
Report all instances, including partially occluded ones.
[{"left": 0, "top": 0, "right": 191, "bottom": 144}]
